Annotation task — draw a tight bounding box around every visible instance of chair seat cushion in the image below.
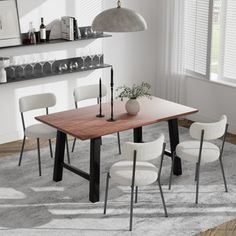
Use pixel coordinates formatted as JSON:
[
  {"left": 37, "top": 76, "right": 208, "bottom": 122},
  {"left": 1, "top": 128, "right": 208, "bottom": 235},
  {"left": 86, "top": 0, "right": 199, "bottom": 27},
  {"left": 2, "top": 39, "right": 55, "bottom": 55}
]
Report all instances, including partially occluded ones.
[
  {"left": 176, "top": 141, "right": 220, "bottom": 163},
  {"left": 110, "top": 161, "right": 158, "bottom": 186},
  {"left": 25, "top": 124, "right": 57, "bottom": 139}
]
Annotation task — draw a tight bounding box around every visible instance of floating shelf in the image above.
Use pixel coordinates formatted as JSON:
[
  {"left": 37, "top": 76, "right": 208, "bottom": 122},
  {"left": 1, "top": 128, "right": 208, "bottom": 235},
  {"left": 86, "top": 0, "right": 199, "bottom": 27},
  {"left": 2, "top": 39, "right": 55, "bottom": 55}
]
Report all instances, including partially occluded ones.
[
  {"left": 0, "top": 34, "right": 111, "bottom": 50},
  {"left": 3, "top": 64, "right": 111, "bottom": 84},
  {"left": 2, "top": 55, "right": 111, "bottom": 85}
]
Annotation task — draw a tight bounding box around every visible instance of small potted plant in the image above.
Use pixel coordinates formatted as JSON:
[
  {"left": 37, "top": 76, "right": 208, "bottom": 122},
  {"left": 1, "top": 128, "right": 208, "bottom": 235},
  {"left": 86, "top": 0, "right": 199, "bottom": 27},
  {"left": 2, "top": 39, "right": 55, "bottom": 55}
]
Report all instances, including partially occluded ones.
[{"left": 116, "top": 82, "right": 152, "bottom": 115}]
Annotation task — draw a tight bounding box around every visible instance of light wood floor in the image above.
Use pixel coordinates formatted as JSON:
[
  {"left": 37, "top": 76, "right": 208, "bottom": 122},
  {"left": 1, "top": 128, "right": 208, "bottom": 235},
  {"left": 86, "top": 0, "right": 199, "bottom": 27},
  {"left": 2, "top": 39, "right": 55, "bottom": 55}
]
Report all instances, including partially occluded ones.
[
  {"left": 195, "top": 218, "right": 236, "bottom": 236},
  {"left": 0, "top": 119, "right": 235, "bottom": 235},
  {"left": 0, "top": 136, "right": 74, "bottom": 158}
]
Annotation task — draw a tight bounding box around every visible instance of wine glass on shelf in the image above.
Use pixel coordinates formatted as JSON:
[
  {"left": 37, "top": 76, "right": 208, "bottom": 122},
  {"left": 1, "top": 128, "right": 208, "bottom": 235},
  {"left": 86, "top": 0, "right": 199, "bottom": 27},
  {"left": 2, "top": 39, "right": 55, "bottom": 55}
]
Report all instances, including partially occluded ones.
[
  {"left": 20, "top": 56, "right": 28, "bottom": 78},
  {"left": 90, "top": 28, "right": 94, "bottom": 37},
  {"left": 69, "top": 61, "right": 78, "bottom": 72},
  {"left": 48, "top": 53, "right": 56, "bottom": 74},
  {"left": 73, "top": 61, "right": 78, "bottom": 70},
  {"left": 97, "top": 53, "right": 103, "bottom": 67},
  {"left": 39, "top": 54, "right": 46, "bottom": 75},
  {"left": 9, "top": 56, "right": 17, "bottom": 79},
  {"left": 30, "top": 54, "right": 38, "bottom": 76},
  {"left": 93, "top": 30, "right": 97, "bottom": 37},
  {"left": 81, "top": 51, "right": 87, "bottom": 70},
  {"left": 84, "top": 28, "right": 89, "bottom": 38},
  {"left": 69, "top": 61, "right": 74, "bottom": 72},
  {"left": 59, "top": 63, "right": 68, "bottom": 73},
  {"left": 89, "top": 54, "right": 95, "bottom": 68}
]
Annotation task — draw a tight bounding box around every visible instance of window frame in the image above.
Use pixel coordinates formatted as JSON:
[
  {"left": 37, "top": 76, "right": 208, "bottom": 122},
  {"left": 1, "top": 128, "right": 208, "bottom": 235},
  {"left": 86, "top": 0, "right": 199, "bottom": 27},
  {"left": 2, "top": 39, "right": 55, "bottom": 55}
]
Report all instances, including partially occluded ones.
[{"left": 185, "top": 0, "right": 236, "bottom": 85}]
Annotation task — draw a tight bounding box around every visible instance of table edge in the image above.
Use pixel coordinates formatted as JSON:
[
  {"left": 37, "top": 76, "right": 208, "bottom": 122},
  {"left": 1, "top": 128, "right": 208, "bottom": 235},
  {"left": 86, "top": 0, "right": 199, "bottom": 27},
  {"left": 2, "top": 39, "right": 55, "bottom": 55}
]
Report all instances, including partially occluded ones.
[{"left": 35, "top": 109, "right": 198, "bottom": 140}]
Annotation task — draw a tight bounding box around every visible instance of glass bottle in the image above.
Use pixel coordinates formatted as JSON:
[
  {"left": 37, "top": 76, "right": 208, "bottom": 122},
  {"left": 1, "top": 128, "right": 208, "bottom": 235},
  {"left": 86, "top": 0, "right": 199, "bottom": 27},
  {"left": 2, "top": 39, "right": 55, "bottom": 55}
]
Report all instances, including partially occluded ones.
[
  {"left": 28, "top": 22, "right": 36, "bottom": 44},
  {"left": 40, "top": 17, "right": 46, "bottom": 42}
]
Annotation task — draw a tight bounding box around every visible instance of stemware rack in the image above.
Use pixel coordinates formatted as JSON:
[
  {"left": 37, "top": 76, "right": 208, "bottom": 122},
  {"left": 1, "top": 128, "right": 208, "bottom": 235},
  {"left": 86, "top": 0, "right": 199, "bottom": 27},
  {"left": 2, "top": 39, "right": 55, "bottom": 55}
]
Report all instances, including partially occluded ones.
[{"left": 4, "top": 55, "right": 111, "bottom": 84}]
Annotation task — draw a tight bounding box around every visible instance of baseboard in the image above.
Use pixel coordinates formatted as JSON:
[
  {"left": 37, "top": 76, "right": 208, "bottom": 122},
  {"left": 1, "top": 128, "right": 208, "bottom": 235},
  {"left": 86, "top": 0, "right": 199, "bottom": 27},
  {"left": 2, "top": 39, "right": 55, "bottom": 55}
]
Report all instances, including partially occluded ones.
[{"left": 0, "top": 131, "right": 22, "bottom": 145}]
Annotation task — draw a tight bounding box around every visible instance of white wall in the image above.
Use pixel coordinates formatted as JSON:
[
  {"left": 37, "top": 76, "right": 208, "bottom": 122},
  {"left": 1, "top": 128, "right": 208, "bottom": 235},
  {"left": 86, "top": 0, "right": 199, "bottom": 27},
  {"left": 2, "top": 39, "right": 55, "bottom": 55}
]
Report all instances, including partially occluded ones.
[
  {"left": 0, "top": 0, "right": 105, "bottom": 144},
  {"left": 103, "top": 0, "right": 158, "bottom": 90},
  {"left": 185, "top": 77, "right": 236, "bottom": 133},
  {"left": 0, "top": 0, "right": 157, "bottom": 144}
]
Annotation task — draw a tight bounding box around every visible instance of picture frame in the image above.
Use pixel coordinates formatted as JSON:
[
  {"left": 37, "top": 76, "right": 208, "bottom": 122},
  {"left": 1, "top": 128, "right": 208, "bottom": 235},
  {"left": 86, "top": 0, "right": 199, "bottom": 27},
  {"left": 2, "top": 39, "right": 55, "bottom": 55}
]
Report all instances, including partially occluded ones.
[{"left": 0, "top": 0, "right": 21, "bottom": 48}]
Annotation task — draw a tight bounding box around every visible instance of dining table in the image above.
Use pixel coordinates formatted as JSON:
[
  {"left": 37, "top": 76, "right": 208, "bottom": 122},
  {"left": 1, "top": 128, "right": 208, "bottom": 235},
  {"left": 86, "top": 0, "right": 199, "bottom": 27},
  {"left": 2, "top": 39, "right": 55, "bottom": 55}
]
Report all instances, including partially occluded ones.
[{"left": 36, "top": 96, "right": 198, "bottom": 203}]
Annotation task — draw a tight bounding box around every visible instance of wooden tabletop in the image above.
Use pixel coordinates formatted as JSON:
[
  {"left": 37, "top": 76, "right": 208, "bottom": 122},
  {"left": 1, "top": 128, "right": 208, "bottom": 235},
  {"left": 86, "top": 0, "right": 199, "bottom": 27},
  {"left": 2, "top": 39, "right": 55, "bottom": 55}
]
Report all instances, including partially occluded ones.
[{"left": 36, "top": 97, "right": 198, "bottom": 140}]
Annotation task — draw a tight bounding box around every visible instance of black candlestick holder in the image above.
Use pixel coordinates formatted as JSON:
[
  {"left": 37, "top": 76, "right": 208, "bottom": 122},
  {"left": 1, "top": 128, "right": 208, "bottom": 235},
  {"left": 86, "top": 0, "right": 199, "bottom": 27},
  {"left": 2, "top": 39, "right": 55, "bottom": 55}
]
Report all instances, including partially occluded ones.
[
  {"left": 96, "top": 77, "right": 105, "bottom": 118},
  {"left": 96, "top": 96, "right": 105, "bottom": 118},
  {"left": 107, "top": 87, "right": 115, "bottom": 122}
]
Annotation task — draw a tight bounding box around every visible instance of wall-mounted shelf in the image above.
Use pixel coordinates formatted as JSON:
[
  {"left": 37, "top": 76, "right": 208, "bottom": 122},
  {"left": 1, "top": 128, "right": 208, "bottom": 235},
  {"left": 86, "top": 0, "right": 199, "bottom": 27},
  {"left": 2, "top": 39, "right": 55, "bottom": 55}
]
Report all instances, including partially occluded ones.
[
  {"left": 4, "top": 64, "right": 111, "bottom": 84},
  {"left": 2, "top": 55, "right": 111, "bottom": 85},
  {"left": 0, "top": 34, "right": 111, "bottom": 50},
  {"left": 0, "top": 26, "right": 112, "bottom": 85}
]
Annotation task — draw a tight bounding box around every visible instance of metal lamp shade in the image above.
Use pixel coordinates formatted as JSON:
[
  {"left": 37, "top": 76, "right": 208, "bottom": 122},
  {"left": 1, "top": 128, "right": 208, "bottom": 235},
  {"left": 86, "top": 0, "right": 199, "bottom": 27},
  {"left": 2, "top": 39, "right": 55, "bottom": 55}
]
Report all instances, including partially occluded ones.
[{"left": 92, "top": 7, "right": 147, "bottom": 33}]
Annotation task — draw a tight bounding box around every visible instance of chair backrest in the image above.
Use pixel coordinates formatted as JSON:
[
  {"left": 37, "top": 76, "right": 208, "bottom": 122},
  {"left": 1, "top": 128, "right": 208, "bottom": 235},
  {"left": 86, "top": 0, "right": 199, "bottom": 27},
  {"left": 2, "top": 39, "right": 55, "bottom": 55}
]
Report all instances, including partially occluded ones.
[
  {"left": 73, "top": 84, "right": 107, "bottom": 103},
  {"left": 19, "top": 93, "right": 56, "bottom": 113},
  {"left": 190, "top": 115, "right": 227, "bottom": 140},
  {"left": 123, "top": 134, "right": 164, "bottom": 162}
]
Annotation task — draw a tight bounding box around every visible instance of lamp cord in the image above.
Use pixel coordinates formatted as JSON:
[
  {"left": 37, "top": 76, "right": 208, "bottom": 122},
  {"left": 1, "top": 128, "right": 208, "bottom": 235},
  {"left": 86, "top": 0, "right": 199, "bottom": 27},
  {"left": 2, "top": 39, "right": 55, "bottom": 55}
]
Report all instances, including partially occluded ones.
[{"left": 117, "top": 0, "right": 121, "bottom": 8}]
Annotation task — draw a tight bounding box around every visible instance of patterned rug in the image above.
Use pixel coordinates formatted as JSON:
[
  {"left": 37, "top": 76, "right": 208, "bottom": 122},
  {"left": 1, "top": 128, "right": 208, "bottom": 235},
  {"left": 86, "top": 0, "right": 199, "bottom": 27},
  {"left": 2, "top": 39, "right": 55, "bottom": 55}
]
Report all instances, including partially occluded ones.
[{"left": 0, "top": 123, "right": 235, "bottom": 236}]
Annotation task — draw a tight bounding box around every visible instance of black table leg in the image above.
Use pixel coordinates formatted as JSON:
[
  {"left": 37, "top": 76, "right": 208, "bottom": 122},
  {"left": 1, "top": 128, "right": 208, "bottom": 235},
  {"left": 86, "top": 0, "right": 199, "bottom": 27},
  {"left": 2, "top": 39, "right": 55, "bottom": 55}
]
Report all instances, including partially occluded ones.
[
  {"left": 53, "top": 131, "right": 66, "bottom": 181},
  {"left": 168, "top": 119, "right": 182, "bottom": 175},
  {"left": 89, "top": 137, "right": 101, "bottom": 203},
  {"left": 133, "top": 127, "right": 143, "bottom": 143}
]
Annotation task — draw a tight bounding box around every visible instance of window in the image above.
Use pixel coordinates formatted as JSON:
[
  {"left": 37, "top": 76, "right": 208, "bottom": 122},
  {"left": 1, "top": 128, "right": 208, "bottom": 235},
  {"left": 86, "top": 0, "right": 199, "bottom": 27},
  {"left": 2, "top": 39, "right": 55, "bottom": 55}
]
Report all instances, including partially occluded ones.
[
  {"left": 184, "top": 0, "right": 236, "bottom": 83},
  {"left": 184, "top": 0, "right": 212, "bottom": 78}
]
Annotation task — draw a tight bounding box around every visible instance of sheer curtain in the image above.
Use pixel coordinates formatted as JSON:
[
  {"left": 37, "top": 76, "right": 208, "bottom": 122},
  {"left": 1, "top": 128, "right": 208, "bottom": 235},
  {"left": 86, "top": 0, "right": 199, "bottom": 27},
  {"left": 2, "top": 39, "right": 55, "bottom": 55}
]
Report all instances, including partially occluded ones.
[
  {"left": 156, "top": 0, "right": 186, "bottom": 103},
  {"left": 219, "top": 0, "right": 236, "bottom": 82}
]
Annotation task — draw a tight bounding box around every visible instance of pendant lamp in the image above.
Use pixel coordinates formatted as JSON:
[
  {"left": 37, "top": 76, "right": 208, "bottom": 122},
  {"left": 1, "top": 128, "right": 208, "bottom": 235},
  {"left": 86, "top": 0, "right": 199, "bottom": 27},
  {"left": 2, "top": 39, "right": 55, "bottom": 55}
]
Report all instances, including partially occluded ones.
[{"left": 92, "top": 0, "right": 147, "bottom": 33}]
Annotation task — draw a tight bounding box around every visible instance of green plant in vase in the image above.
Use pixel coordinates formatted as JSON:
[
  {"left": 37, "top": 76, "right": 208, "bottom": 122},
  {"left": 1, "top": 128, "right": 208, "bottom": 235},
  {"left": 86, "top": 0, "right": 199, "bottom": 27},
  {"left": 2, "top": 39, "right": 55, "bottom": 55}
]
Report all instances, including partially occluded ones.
[{"left": 116, "top": 82, "right": 152, "bottom": 115}]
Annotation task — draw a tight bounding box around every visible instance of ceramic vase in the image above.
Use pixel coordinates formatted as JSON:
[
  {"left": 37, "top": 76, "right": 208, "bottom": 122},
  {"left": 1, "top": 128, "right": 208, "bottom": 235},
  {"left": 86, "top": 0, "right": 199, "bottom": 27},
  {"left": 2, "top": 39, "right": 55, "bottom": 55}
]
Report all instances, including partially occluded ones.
[{"left": 125, "top": 98, "right": 140, "bottom": 115}]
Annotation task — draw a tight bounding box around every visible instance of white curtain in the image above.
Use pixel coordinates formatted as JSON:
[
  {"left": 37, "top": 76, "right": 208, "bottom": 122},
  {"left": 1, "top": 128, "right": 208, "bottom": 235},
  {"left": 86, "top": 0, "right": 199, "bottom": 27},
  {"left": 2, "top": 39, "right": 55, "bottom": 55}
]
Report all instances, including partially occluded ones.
[
  {"left": 219, "top": 0, "right": 236, "bottom": 81},
  {"left": 156, "top": 0, "right": 186, "bottom": 103}
]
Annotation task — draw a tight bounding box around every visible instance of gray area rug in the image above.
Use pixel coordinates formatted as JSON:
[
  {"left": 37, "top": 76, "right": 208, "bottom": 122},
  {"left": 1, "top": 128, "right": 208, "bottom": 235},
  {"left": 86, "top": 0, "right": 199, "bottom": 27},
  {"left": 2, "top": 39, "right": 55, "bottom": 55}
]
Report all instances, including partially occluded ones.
[{"left": 0, "top": 123, "right": 235, "bottom": 236}]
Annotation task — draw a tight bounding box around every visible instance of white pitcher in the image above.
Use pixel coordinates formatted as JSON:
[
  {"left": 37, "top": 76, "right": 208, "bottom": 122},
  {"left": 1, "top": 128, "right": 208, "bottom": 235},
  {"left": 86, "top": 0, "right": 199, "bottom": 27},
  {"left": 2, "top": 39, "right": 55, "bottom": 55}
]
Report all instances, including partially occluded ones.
[{"left": 0, "top": 57, "right": 10, "bottom": 83}]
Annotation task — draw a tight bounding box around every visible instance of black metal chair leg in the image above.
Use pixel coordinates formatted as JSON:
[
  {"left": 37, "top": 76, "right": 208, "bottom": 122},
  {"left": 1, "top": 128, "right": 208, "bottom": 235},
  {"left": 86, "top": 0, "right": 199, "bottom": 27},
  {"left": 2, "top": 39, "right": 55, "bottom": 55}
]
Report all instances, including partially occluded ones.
[
  {"left": 18, "top": 136, "right": 26, "bottom": 166},
  {"left": 49, "top": 139, "right": 53, "bottom": 158},
  {"left": 71, "top": 138, "right": 76, "bottom": 153},
  {"left": 168, "top": 152, "right": 175, "bottom": 190},
  {"left": 157, "top": 179, "right": 168, "bottom": 217},
  {"left": 37, "top": 138, "right": 42, "bottom": 176},
  {"left": 219, "top": 158, "right": 228, "bottom": 192},
  {"left": 129, "top": 185, "right": 135, "bottom": 231},
  {"left": 195, "top": 162, "right": 201, "bottom": 204},
  {"left": 104, "top": 173, "right": 110, "bottom": 215},
  {"left": 66, "top": 136, "right": 70, "bottom": 164},
  {"left": 117, "top": 132, "right": 121, "bottom": 155},
  {"left": 135, "top": 186, "right": 138, "bottom": 203}
]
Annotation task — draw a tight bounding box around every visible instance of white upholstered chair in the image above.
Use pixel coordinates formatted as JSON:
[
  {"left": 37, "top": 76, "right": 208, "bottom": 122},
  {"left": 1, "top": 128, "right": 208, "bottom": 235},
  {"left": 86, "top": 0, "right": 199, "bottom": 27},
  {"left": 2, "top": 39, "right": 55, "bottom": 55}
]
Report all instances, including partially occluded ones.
[
  {"left": 71, "top": 84, "right": 121, "bottom": 154},
  {"left": 104, "top": 134, "right": 168, "bottom": 231},
  {"left": 169, "top": 115, "right": 229, "bottom": 204},
  {"left": 18, "top": 93, "right": 70, "bottom": 176}
]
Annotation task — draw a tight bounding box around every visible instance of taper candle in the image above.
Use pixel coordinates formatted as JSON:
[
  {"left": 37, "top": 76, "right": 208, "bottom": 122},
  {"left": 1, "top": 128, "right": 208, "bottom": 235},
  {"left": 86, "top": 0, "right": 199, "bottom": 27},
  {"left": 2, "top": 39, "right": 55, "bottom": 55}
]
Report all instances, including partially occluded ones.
[
  {"left": 111, "top": 67, "right": 114, "bottom": 85},
  {"left": 107, "top": 66, "right": 116, "bottom": 122},
  {"left": 99, "top": 77, "right": 102, "bottom": 97}
]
